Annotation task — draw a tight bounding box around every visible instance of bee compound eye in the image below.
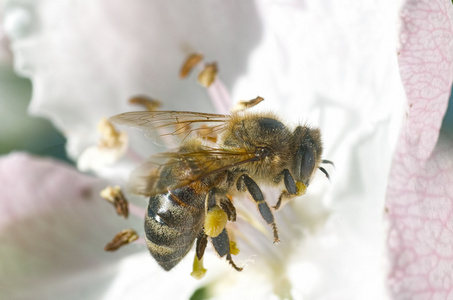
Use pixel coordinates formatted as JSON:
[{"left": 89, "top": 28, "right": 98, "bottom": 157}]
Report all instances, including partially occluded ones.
[{"left": 297, "top": 144, "right": 316, "bottom": 181}]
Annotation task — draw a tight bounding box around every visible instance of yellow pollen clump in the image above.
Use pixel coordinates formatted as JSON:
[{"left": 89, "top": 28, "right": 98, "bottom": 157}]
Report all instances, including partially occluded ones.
[
  {"left": 296, "top": 181, "right": 307, "bottom": 196},
  {"left": 229, "top": 241, "right": 240, "bottom": 256},
  {"left": 204, "top": 206, "right": 228, "bottom": 238}
]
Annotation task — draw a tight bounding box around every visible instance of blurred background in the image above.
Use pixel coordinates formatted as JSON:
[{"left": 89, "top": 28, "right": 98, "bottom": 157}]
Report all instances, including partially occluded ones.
[
  {"left": 0, "top": 63, "right": 70, "bottom": 163},
  {"left": 444, "top": 86, "right": 453, "bottom": 139}
]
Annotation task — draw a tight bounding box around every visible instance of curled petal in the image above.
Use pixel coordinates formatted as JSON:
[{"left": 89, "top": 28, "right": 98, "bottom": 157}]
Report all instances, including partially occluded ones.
[{"left": 387, "top": 0, "right": 453, "bottom": 297}]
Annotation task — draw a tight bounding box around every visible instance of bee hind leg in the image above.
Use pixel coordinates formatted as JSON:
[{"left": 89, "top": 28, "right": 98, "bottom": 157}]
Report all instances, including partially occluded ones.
[
  {"left": 191, "top": 232, "right": 208, "bottom": 279},
  {"left": 226, "top": 253, "right": 242, "bottom": 271},
  {"left": 204, "top": 189, "right": 235, "bottom": 237},
  {"left": 206, "top": 188, "right": 236, "bottom": 221},
  {"left": 219, "top": 194, "right": 236, "bottom": 221},
  {"left": 211, "top": 228, "right": 243, "bottom": 271},
  {"left": 196, "top": 232, "right": 208, "bottom": 260}
]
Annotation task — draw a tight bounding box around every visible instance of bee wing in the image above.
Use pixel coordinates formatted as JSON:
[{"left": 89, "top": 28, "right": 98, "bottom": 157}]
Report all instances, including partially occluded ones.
[
  {"left": 128, "top": 146, "right": 257, "bottom": 196},
  {"left": 110, "top": 111, "right": 230, "bottom": 146}
]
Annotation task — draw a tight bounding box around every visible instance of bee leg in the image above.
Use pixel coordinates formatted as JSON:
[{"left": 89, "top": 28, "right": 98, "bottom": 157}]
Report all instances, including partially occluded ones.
[
  {"left": 273, "top": 169, "right": 297, "bottom": 210},
  {"left": 196, "top": 232, "right": 208, "bottom": 260},
  {"left": 204, "top": 189, "right": 229, "bottom": 238},
  {"left": 191, "top": 232, "right": 208, "bottom": 279},
  {"left": 237, "top": 174, "right": 280, "bottom": 243},
  {"left": 219, "top": 195, "right": 236, "bottom": 221},
  {"left": 206, "top": 188, "right": 236, "bottom": 221},
  {"left": 274, "top": 169, "right": 308, "bottom": 210},
  {"left": 211, "top": 228, "right": 243, "bottom": 271},
  {"left": 274, "top": 191, "right": 291, "bottom": 211}
]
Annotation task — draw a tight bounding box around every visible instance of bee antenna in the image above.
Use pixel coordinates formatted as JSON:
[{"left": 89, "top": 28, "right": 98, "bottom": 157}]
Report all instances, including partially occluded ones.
[
  {"left": 321, "top": 159, "right": 334, "bottom": 167},
  {"left": 318, "top": 166, "right": 330, "bottom": 180}
]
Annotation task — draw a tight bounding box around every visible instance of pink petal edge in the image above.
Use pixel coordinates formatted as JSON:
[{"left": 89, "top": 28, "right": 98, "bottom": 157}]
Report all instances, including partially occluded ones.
[
  {"left": 0, "top": 153, "right": 141, "bottom": 299},
  {"left": 387, "top": 0, "right": 453, "bottom": 298}
]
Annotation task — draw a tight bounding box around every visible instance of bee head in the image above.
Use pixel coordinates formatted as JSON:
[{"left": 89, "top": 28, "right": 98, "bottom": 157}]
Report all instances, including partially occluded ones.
[{"left": 292, "top": 126, "right": 323, "bottom": 186}]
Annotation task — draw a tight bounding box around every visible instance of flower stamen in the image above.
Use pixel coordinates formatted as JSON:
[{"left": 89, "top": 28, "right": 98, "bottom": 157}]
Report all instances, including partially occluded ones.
[
  {"left": 180, "top": 53, "right": 232, "bottom": 114},
  {"left": 97, "top": 118, "right": 127, "bottom": 149},
  {"left": 77, "top": 118, "right": 128, "bottom": 171}
]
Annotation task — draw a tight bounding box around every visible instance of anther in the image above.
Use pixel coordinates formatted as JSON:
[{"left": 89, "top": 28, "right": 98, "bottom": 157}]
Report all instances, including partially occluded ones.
[
  {"left": 100, "top": 186, "right": 129, "bottom": 218},
  {"left": 198, "top": 62, "right": 218, "bottom": 87},
  {"left": 104, "top": 229, "right": 139, "bottom": 251},
  {"left": 129, "top": 95, "right": 161, "bottom": 111},
  {"left": 231, "top": 96, "right": 264, "bottom": 112},
  {"left": 180, "top": 53, "right": 203, "bottom": 78}
]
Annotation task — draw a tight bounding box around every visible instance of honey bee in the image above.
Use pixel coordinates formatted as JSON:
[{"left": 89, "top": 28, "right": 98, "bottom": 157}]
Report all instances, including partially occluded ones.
[{"left": 110, "top": 101, "right": 332, "bottom": 272}]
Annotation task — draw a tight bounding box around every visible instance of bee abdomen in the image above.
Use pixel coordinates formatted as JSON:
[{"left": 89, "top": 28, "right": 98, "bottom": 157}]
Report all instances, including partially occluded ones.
[{"left": 145, "top": 187, "right": 204, "bottom": 271}]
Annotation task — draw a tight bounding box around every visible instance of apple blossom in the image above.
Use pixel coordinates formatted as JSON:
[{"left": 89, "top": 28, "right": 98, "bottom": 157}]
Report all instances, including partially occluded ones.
[{"left": 1, "top": 0, "right": 452, "bottom": 300}]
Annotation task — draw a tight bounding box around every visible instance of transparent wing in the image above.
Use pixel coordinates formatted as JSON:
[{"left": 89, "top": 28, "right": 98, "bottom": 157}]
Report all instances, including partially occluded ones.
[
  {"left": 128, "top": 145, "right": 258, "bottom": 196},
  {"left": 110, "top": 111, "right": 230, "bottom": 146}
]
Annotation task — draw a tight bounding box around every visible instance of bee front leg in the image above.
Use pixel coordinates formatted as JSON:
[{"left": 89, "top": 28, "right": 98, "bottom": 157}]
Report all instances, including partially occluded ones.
[
  {"left": 237, "top": 174, "right": 280, "bottom": 243},
  {"left": 273, "top": 169, "right": 296, "bottom": 210},
  {"left": 211, "top": 228, "right": 243, "bottom": 271},
  {"left": 273, "top": 169, "right": 307, "bottom": 210}
]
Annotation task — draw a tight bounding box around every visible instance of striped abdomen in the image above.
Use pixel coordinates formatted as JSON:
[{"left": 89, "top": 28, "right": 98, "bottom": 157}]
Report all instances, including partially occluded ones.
[{"left": 145, "top": 186, "right": 205, "bottom": 271}]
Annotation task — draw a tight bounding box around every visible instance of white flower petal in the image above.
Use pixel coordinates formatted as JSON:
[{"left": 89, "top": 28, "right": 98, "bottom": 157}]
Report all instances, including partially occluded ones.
[
  {"left": 233, "top": 1, "right": 406, "bottom": 298},
  {"left": 4, "top": 0, "right": 263, "bottom": 162},
  {"left": 77, "top": 118, "right": 129, "bottom": 172},
  {"left": 78, "top": 145, "right": 122, "bottom": 172}
]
